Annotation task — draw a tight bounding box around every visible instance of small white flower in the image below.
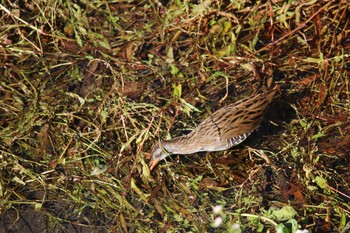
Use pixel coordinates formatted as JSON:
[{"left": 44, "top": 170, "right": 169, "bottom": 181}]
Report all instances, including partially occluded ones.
[
  {"left": 232, "top": 223, "right": 241, "bottom": 230},
  {"left": 212, "top": 205, "right": 223, "bottom": 214},
  {"left": 213, "top": 217, "right": 223, "bottom": 227},
  {"left": 295, "top": 230, "right": 309, "bottom": 233}
]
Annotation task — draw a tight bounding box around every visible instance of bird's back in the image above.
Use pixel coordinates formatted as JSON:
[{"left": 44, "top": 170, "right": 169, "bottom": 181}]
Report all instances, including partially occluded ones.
[{"left": 190, "top": 88, "right": 277, "bottom": 151}]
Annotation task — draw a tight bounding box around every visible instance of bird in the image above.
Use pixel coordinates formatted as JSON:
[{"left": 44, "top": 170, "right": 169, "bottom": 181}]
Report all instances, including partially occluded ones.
[{"left": 149, "top": 87, "right": 277, "bottom": 171}]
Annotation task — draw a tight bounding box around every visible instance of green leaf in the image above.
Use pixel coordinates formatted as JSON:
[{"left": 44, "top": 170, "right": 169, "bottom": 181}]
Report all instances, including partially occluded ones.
[
  {"left": 170, "top": 65, "right": 180, "bottom": 76},
  {"left": 314, "top": 176, "right": 327, "bottom": 189},
  {"left": 34, "top": 203, "right": 42, "bottom": 210},
  {"left": 98, "top": 40, "right": 111, "bottom": 50},
  {"left": 167, "top": 46, "right": 174, "bottom": 60},
  {"left": 269, "top": 206, "right": 297, "bottom": 221},
  {"left": 275, "top": 223, "right": 287, "bottom": 233},
  {"left": 307, "top": 185, "right": 318, "bottom": 191},
  {"left": 165, "top": 133, "right": 172, "bottom": 140},
  {"left": 299, "top": 119, "right": 306, "bottom": 128},
  {"left": 65, "top": 92, "right": 85, "bottom": 105},
  {"left": 180, "top": 98, "right": 201, "bottom": 113},
  {"left": 78, "top": 26, "right": 87, "bottom": 35},
  {"left": 75, "top": 33, "right": 83, "bottom": 47},
  {"left": 312, "top": 132, "right": 325, "bottom": 140},
  {"left": 339, "top": 209, "right": 346, "bottom": 229},
  {"left": 285, "top": 219, "right": 299, "bottom": 232},
  {"left": 97, "top": 188, "right": 107, "bottom": 195},
  {"left": 100, "top": 110, "right": 108, "bottom": 124},
  {"left": 172, "top": 83, "right": 182, "bottom": 97},
  {"left": 130, "top": 178, "right": 149, "bottom": 202}
]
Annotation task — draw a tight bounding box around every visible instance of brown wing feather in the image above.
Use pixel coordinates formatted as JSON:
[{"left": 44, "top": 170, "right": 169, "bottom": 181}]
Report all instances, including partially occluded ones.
[{"left": 192, "top": 88, "right": 276, "bottom": 143}]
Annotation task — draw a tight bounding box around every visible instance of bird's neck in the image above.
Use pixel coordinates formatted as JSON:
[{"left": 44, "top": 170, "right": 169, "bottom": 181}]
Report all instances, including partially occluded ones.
[{"left": 161, "top": 134, "right": 199, "bottom": 155}]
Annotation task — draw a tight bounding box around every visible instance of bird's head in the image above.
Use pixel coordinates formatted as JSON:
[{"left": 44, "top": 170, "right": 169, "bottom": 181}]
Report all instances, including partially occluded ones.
[{"left": 149, "top": 142, "right": 171, "bottom": 170}]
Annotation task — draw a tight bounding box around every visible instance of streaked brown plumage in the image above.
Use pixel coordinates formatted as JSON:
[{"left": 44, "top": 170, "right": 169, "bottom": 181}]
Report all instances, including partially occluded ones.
[{"left": 149, "top": 87, "right": 277, "bottom": 170}]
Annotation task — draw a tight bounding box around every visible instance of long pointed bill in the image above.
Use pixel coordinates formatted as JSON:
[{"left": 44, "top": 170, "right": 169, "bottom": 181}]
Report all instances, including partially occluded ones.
[{"left": 149, "top": 159, "right": 159, "bottom": 171}]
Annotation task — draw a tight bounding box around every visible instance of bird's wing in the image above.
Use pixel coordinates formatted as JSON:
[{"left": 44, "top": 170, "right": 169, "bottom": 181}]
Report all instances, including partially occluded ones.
[{"left": 194, "top": 88, "right": 277, "bottom": 143}]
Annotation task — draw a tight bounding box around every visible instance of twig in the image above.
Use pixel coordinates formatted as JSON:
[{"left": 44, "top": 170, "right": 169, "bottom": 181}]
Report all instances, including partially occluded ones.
[
  {"left": 0, "top": 4, "right": 48, "bottom": 36},
  {"left": 249, "top": 1, "right": 333, "bottom": 57}
]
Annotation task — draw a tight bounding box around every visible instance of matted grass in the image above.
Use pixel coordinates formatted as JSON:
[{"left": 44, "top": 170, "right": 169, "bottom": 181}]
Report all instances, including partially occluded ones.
[{"left": 0, "top": 0, "right": 349, "bottom": 232}]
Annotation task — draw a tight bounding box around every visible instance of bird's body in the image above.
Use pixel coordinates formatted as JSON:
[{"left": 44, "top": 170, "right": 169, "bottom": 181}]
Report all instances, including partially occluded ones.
[{"left": 149, "top": 88, "right": 277, "bottom": 170}]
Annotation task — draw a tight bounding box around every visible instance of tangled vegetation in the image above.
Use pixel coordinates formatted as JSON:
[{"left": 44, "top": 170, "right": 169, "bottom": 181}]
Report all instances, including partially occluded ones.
[{"left": 0, "top": 0, "right": 349, "bottom": 232}]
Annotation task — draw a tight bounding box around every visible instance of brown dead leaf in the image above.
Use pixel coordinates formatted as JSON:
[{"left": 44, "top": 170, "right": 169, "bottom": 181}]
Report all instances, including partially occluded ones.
[
  {"left": 293, "top": 189, "right": 306, "bottom": 205},
  {"left": 119, "top": 81, "right": 145, "bottom": 99},
  {"left": 125, "top": 42, "right": 136, "bottom": 61},
  {"left": 148, "top": 184, "right": 162, "bottom": 203},
  {"left": 178, "top": 207, "right": 193, "bottom": 220},
  {"left": 299, "top": 74, "right": 319, "bottom": 85},
  {"left": 49, "top": 161, "right": 57, "bottom": 169},
  {"left": 81, "top": 61, "right": 99, "bottom": 97},
  {"left": 143, "top": 152, "right": 151, "bottom": 160},
  {"left": 318, "top": 135, "right": 350, "bottom": 156},
  {"left": 153, "top": 198, "right": 164, "bottom": 217},
  {"left": 282, "top": 179, "right": 306, "bottom": 204},
  {"left": 119, "top": 213, "right": 129, "bottom": 233},
  {"left": 198, "top": 70, "right": 207, "bottom": 82},
  {"left": 288, "top": 55, "right": 296, "bottom": 68},
  {"left": 36, "top": 124, "right": 50, "bottom": 161},
  {"left": 198, "top": 177, "right": 219, "bottom": 190},
  {"left": 323, "top": 210, "right": 331, "bottom": 231},
  {"left": 60, "top": 39, "right": 80, "bottom": 53},
  {"left": 316, "top": 84, "right": 328, "bottom": 108}
]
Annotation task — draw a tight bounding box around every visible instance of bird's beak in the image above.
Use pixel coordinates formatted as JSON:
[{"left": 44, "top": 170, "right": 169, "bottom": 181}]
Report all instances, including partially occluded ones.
[{"left": 149, "top": 159, "right": 159, "bottom": 171}]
